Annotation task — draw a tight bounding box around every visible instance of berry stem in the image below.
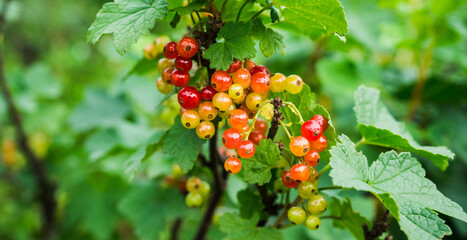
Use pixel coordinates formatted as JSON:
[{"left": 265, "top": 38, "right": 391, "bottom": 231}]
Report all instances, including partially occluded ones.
[
  {"left": 320, "top": 215, "right": 342, "bottom": 220},
  {"left": 318, "top": 164, "right": 331, "bottom": 177},
  {"left": 355, "top": 138, "right": 366, "bottom": 149},
  {"left": 273, "top": 196, "right": 302, "bottom": 228},
  {"left": 278, "top": 119, "right": 293, "bottom": 139},
  {"left": 236, "top": 0, "right": 251, "bottom": 22},
  {"left": 282, "top": 101, "right": 305, "bottom": 124},
  {"left": 248, "top": 1, "right": 275, "bottom": 22},
  {"left": 220, "top": 0, "right": 229, "bottom": 16},
  {"left": 244, "top": 99, "right": 272, "bottom": 139},
  {"left": 318, "top": 186, "right": 343, "bottom": 191}
]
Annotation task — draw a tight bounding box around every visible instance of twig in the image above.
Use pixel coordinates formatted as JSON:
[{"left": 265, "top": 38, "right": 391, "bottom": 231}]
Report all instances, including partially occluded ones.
[
  {"left": 318, "top": 186, "right": 342, "bottom": 191},
  {"left": 248, "top": 2, "right": 274, "bottom": 22},
  {"left": 236, "top": 0, "right": 251, "bottom": 22},
  {"left": 355, "top": 138, "right": 366, "bottom": 149},
  {"left": 273, "top": 196, "right": 302, "bottom": 228},
  {"left": 363, "top": 210, "right": 391, "bottom": 240},
  {"left": 267, "top": 97, "right": 284, "bottom": 140},
  {"left": 321, "top": 215, "right": 342, "bottom": 220},
  {"left": 0, "top": 1, "right": 57, "bottom": 240},
  {"left": 220, "top": 0, "right": 229, "bottom": 16},
  {"left": 170, "top": 217, "right": 183, "bottom": 240}
]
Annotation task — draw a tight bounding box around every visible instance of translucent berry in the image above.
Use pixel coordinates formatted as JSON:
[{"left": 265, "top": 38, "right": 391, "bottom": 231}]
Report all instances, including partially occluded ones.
[
  {"left": 310, "top": 135, "right": 328, "bottom": 152},
  {"left": 162, "top": 67, "right": 174, "bottom": 83},
  {"left": 156, "top": 77, "right": 174, "bottom": 94},
  {"left": 245, "top": 93, "right": 263, "bottom": 110},
  {"left": 174, "top": 56, "right": 193, "bottom": 72},
  {"left": 196, "top": 121, "right": 215, "bottom": 139},
  {"left": 301, "top": 120, "right": 323, "bottom": 142},
  {"left": 199, "top": 181, "right": 211, "bottom": 197},
  {"left": 240, "top": 103, "right": 257, "bottom": 119},
  {"left": 222, "top": 128, "right": 241, "bottom": 149},
  {"left": 245, "top": 59, "right": 256, "bottom": 71},
  {"left": 308, "top": 167, "right": 319, "bottom": 183},
  {"left": 157, "top": 58, "right": 174, "bottom": 74},
  {"left": 200, "top": 86, "right": 217, "bottom": 101},
  {"left": 143, "top": 43, "right": 157, "bottom": 60},
  {"left": 288, "top": 207, "right": 307, "bottom": 225},
  {"left": 248, "top": 130, "right": 266, "bottom": 146},
  {"left": 186, "top": 177, "right": 202, "bottom": 192},
  {"left": 218, "top": 103, "right": 236, "bottom": 119},
  {"left": 273, "top": 178, "right": 290, "bottom": 193},
  {"left": 227, "top": 58, "right": 242, "bottom": 73},
  {"left": 178, "top": 86, "right": 201, "bottom": 109},
  {"left": 311, "top": 115, "right": 329, "bottom": 132},
  {"left": 250, "top": 65, "right": 271, "bottom": 77},
  {"left": 237, "top": 140, "right": 255, "bottom": 158},
  {"left": 180, "top": 107, "right": 188, "bottom": 116},
  {"left": 305, "top": 215, "right": 320, "bottom": 231},
  {"left": 304, "top": 150, "right": 320, "bottom": 167},
  {"left": 232, "top": 92, "right": 246, "bottom": 105},
  {"left": 307, "top": 195, "right": 327, "bottom": 215},
  {"left": 181, "top": 110, "right": 200, "bottom": 129},
  {"left": 282, "top": 169, "right": 300, "bottom": 188},
  {"left": 176, "top": 37, "right": 198, "bottom": 58},
  {"left": 211, "top": 70, "right": 232, "bottom": 92},
  {"left": 297, "top": 181, "right": 318, "bottom": 199},
  {"left": 229, "top": 109, "right": 248, "bottom": 130},
  {"left": 254, "top": 119, "right": 268, "bottom": 134},
  {"left": 171, "top": 69, "right": 190, "bottom": 87},
  {"left": 212, "top": 92, "right": 233, "bottom": 111},
  {"left": 260, "top": 102, "right": 274, "bottom": 121},
  {"left": 285, "top": 74, "right": 304, "bottom": 94},
  {"left": 224, "top": 157, "right": 242, "bottom": 174},
  {"left": 185, "top": 192, "right": 203, "bottom": 207},
  {"left": 290, "top": 163, "right": 310, "bottom": 183},
  {"left": 270, "top": 73, "right": 286, "bottom": 93},
  {"left": 228, "top": 83, "right": 244, "bottom": 100},
  {"left": 163, "top": 41, "right": 178, "bottom": 59},
  {"left": 232, "top": 68, "right": 251, "bottom": 89},
  {"left": 251, "top": 72, "right": 271, "bottom": 93},
  {"left": 198, "top": 102, "right": 217, "bottom": 121},
  {"left": 289, "top": 136, "right": 310, "bottom": 157}
]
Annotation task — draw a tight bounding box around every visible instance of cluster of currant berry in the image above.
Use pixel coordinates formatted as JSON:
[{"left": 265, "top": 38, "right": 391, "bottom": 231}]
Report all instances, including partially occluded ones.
[
  {"left": 287, "top": 194, "right": 328, "bottom": 231},
  {"left": 185, "top": 177, "right": 211, "bottom": 208}
]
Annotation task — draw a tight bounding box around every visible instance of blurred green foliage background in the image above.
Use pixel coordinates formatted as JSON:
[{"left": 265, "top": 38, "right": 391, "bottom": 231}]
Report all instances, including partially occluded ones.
[{"left": 0, "top": 0, "right": 466, "bottom": 239}]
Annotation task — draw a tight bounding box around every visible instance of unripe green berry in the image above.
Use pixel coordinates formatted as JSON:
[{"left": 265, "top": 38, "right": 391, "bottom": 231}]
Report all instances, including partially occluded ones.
[
  {"left": 287, "top": 207, "right": 306, "bottom": 225},
  {"left": 305, "top": 215, "right": 320, "bottom": 230},
  {"left": 297, "top": 181, "right": 318, "bottom": 199},
  {"left": 199, "top": 181, "right": 211, "bottom": 197},
  {"left": 273, "top": 178, "right": 290, "bottom": 193},
  {"left": 307, "top": 194, "right": 327, "bottom": 215},
  {"left": 185, "top": 192, "right": 203, "bottom": 207}
]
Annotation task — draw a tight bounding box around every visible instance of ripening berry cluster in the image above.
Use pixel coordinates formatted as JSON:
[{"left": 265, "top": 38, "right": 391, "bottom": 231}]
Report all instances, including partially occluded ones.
[
  {"left": 287, "top": 194, "right": 328, "bottom": 231},
  {"left": 185, "top": 177, "right": 211, "bottom": 208}
]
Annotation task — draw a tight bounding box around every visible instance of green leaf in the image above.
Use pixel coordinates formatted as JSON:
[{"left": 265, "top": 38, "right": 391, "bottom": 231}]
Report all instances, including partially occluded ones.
[
  {"left": 328, "top": 198, "right": 368, "bottom": 240},
  {"left": 354, "top": 85, "right": 455, "bottom": 170},
  {"left": 88, "top": 0, "right": 169, "bottom": 55},
  {"left": 241, "top": 139, "right": 280, "bottom": 185},
  {"left": 275, "top": 0, "right": 348, "bottom": 39},
  {"left": 121, "top": 57, "right": 158, "bottom": 81},
  {"left": 281, "top": 85, "right": 337, "bottom": 164},
  {"left": 249, "top": 19, "right": 285, "bottom": 58},
  {"left": 237, "top": 189, "right": 265, "bottom": 219},
  {"left": 173, "top": 0, "right": 204, "bottom": 16},
  {"left": 219, "top": 212, "right": 283, "bottom": 240},
  {"left": 329, "top": 135, "right": 467, "bottom": 240},
  {"left": 162, "top": 116, "right": 206, "bottom": 173},
  {"left": 85, "top": 129, "right": 120, "bottom": 161},
  {"left": 118, "top": 182, "right": 185, "bottom": 240},
  {"left": 204, "top": 21, "right": 256, "bottom": 70}
]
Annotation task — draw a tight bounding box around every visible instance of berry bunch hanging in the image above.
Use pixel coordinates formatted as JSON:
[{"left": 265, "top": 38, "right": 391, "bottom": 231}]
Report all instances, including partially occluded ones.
[{"left": 185, "top": 177, "right": 211, "bottom": 208}]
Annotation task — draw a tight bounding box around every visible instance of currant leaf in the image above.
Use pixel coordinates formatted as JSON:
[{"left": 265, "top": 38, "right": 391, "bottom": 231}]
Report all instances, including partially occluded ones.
[
  {"left": 354, "top": 85, "right": 455, "bottom": 170},
  {"left": 219, "top": 212, "right": 283, "bottom": 240},
  {"left": 88, "top": 0, "right": 169, "bottom": 55},
  {"left": 173, "top": 0, "right": 204, "bottom": 15},
  {"left": 249, "top": 19, "right": 286, "bottom": 58},
  {"left": 275, "top": 0, "right": 348, "bottom": 39},
  {"left": 162, "top": 116, "right": 206, "bottom": 173},
  {"left": 204, "top": 21, "right": 256, "bottom": 70},
  {"left": 241, "top": 139, "right": 280, "bottom": 185},
  {"left": 329, "top": 135, "right": 467, "bottom": 240},
  {"left": 237, "top": 189, "right": 265, "bottom": 219},
  {"left": 328, "top": 198, "right": 369, "bottom": 240}
]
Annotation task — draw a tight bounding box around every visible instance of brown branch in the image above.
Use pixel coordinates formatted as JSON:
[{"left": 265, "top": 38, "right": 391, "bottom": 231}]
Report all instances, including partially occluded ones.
[
  {"left": 170, "top": 217, "right": 183, "bottom": 240},
  {"left": 273, "top": 196, "right": 302, "bottom": 228},
  {"left": 363, "top": 210, "right": 391, "bottom": 240},
  {"left": 0, "top": 1, "right": 56, "bottom": 239},
  {"left": 267, "top": 97, "right": 284, "bottom": 140}
]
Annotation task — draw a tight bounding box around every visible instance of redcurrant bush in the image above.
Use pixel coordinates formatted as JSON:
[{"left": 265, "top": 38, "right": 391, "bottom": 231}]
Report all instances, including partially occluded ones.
[
  {"left": 254, "top": 119, "right": 268, "bottom": 134},
  {"left": 270, "top": 73, "right": 286, "bottom": 93},
  {"left": 228, "top": 83, "right": 244, "bottom": 100},
  {"left": 227, "top": 58, "right": 241, "bottom": 73},
  {"left": 156, "top": 77, "right": 173, "bottom": 94},
  {"left": 186, "top": 177, "right": 202, "bottom": 192},
  {"left": 250, "top": 65, "right": 270, "bottom": 77},
  {"left": 245, "top": 93, "right": 263, "bottom": 110},
  {"left": 185, "top": 192, "right": 203, "bottom": 207}
]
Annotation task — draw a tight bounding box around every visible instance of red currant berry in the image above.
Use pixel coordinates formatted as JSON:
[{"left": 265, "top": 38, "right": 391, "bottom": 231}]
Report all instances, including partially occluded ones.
[
  {"left": 232, "top": 68, "right": 251, "bottom": 89},
  {"left": 250, "top": 65, "right": 270, "bottom": 77},
  {"left": 245, "top": 59, "right": 256, "bottom": 71},
  {"left": 211, "top": 70, "right": 232, "bottom": 92},
  {"left": 282, "top": 169, "right": 300, "bottom": 188},
  {"left": 162, "top": 67, "right": 174, "bottom": 83},
  {"left": 289, "top": 136, "right": 310, "bottom": 157},
  {"left": 163, "top": 41, "right": 178, "bottom": 59},
  {"left": 198, "top": 102, "right": 217, "bottom": 121},
  {"left": 178, "top": 86, "right": 200, "bottom": 109},
  {"left": 237, "top": 140, "right": 255, "bottom": 158},
  {"left": 222, "top": 128, "right": 241, "bottom": 149},
  {"left": 311, "top": 115, "right": 329, "bottom": 132},
  {"left": 196, "top": 121, "right": 215, "bottom": 139},
  {"left": 240, "top": 103, "right": 257, "bottom": 119},
  {"left": 157, "top": 58, "right": 174, "bottom": 74},
  {"left": 229, "top": 109, "right": 249, "bottom": 130},
  {"left": 310, "top": 135, "right": 328, "bottom": 152},
  {"left": 181, "top": 110, "right": 200, "bottom": 129},
  {"left": 174, "top": 56, "right": 193, "bottom": 72},
  {"left": 224, "top": 157, "right": 242, "bottom": 174},
  {"left": 270, "top": 73, "right": 286, "bottom": 93},
  {"left": 290, "top": 163, "right": 310, "bottom": 183},
  {"left": 301, "top": 120, "right": 323, "bottom": 142},
  {"left": 186, "top": 177, "right": 202, "bottom": 192},
  {"left": 171, "top": 69, "right": 190, "bottom": 87},
  {"left": 176, "top": 37, "right": 198, "bottom": 58},
  {"left": 285, "top": 74, "right": 304, "bottom": 94},
  {"left": 304, "top": 150, "right": 320, "bottom": 167},
  {"left": 254, "top": 119, "right": 268, "bottom": 134},
  {"left": 227, "top": 58, "right": 242, "bottom": 73},
  {"left": 251, "top": 72, "right": 271, "bottom": 93},
  {"left": 248, "top": 130, "right": 266, "bottom": 145},
  {"left": 200, "top": 86, "right": 217, "bottom": 101},
  {"left": 212, "top": 93, "right": 233, "bottom": 111},
  {"left": 245, "top": 93, "right": 263, "bottom": 110},
  {"left": 156, "top": 77, "right": 174, "bottom": 94},
  {"left": 180, "top": 107, "right": 188, "bottom": 116}
]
